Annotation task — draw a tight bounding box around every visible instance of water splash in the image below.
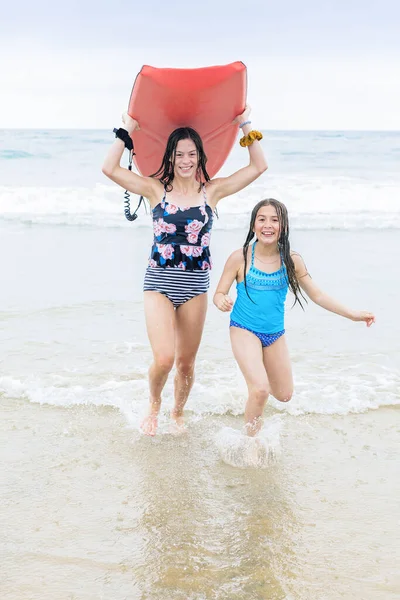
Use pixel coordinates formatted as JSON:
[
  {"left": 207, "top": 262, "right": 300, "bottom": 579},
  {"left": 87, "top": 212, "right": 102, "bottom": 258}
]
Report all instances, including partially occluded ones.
[{"left": 215, "top": 416, "right": 283, "bottom": 468}]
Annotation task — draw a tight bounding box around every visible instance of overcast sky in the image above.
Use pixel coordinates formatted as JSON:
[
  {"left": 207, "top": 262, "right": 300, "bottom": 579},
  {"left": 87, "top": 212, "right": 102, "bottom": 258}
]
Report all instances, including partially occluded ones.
[{"left": 1, "top": 0, "right": 399, "bottom": 129}]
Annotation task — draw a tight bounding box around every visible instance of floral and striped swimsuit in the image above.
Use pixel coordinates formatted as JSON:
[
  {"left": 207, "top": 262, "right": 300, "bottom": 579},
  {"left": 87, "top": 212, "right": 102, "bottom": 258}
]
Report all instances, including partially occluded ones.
[{"left": 143, "top": 185, "right": 213, "bottom": 308}]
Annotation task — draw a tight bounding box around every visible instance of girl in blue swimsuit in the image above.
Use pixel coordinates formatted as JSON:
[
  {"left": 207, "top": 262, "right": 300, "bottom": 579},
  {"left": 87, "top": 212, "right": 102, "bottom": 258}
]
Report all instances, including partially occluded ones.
[
  {"left": 214, "top": 199, "right": 376, "bottom": 436},
  {"left": 102, "top": 108, "right": 267, "bottom": 436}
]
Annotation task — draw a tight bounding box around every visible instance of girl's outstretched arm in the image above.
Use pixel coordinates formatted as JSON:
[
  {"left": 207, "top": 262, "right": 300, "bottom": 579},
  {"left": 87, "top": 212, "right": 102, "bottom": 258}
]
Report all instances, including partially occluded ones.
[
  {"left": 292, "top": 254, "right": 376, "bottom": 327},
  {"left": 213, "top": 250, "right": 243, "bottom": 312}
]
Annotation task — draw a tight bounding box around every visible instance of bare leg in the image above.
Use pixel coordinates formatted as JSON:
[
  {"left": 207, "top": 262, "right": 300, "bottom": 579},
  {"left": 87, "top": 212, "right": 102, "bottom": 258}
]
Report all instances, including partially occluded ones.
[
  {"left": 230, "top": 326, "right": 270, "bottom": 436},
  {"left": 172, "top": 292, "right": 208, "bottom": 427},
  {"left": 262, "top": 335, "right": 293, "bottom": 403},
  {"left": 142, "top": 291, "right": 176, "bottom": 436}
]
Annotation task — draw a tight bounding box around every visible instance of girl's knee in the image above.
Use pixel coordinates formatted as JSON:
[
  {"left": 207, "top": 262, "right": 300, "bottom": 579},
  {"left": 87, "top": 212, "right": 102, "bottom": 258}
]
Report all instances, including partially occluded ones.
[
  {"left": 275, "top": 389, "right": 293, "bottom": 403},
  {"left": 251, "top": 384, "right": 270, "bottom": 406},
  {"left": 175, "top": 357, "right": 195, "bottom": 377},
  {"left": 154, "top": 354, "right": 175, "bottom": 373}
]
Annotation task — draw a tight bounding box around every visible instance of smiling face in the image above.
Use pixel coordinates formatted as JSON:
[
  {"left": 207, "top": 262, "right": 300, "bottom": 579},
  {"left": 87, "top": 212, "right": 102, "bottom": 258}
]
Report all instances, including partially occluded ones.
[
  {"left": 173, "top": 138, "right": 199, "bottom": 178},
  {"left": 253, "top": 204, "right": 281, "bottom": 246}
]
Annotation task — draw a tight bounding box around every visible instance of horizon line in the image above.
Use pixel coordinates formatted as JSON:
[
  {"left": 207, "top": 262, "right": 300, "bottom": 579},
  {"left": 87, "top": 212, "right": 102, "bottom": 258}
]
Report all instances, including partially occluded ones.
[{"left": 1, "top": 127, "right": 400, "bottom": 133}]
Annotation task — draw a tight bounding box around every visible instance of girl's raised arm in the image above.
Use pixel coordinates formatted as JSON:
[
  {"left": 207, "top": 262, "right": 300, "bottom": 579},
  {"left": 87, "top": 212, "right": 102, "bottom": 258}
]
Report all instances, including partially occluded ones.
[
  {"left": 292, "top": 253, "right": 376, "bottom": 327},
  {"left": 208, "top": 106, "right": 268, "bottom": 206},
  {"left": 102, "top": 113, "right": 161, "bottom": 207}
]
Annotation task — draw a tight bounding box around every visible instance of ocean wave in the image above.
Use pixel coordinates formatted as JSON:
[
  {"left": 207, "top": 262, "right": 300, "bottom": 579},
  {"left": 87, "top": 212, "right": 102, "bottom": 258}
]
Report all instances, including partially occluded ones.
[
  {"left": 86, "top": 138, "right": 112, "bottom": 145},
  {"left": 314, "top": 132, "right": 345, "bottom": 139},
  {"left": 1, "top": 178, "right": 400, "bottom": 230},
  {"left": 281, "top": 151, "right": 318, "bottom": 157},
  {"left": 0, "top": 150, "right": 39, "bottom": 160},
  {"left": 1, "top": 362, "right": 398, "bottom": 419}
]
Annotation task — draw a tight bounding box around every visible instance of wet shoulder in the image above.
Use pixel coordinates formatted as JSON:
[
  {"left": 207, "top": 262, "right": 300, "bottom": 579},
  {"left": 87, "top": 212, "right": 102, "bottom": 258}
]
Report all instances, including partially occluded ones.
[
  {"left": 148, "top": 178, "right": 165, "bottom": 209},
  {"left": 226, "top": 248, "right": 246, "bottom": 280},
  {"left": 290, "top": 251, "right": 308, "bottom": 276},
  {"left": 203, "top": 180, "right": 219, "bottom": 210},
  {"left": 229, "top": 248, "right": 245, "bottom": 265}
]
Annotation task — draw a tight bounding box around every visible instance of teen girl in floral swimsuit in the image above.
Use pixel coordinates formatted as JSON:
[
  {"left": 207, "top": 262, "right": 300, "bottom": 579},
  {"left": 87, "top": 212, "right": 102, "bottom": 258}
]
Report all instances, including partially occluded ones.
[{"left": 102, "top": 107, "right": 267, "bottom": 435}]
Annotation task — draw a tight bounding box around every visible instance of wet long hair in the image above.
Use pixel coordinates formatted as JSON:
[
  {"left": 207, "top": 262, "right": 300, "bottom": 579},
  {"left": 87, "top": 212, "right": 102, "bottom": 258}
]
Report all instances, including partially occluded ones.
[
  {"left": 243, "top": 199, "right": 307, "bottom": 309},
  {"left": 150, "top": 127, "right": 210, "bottom": 192}
]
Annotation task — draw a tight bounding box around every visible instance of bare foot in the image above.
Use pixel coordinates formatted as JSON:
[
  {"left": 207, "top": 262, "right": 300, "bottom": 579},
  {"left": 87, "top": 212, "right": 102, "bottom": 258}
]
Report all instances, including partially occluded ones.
[
  {"left": 170, "top": 409, "right": 186, "bottom": 433},
  {"left": 245, "top": 416, "right": 263, "bottom": 437},
  {"left": 140, "top": 414, "right": 158, "bottom": 437}
]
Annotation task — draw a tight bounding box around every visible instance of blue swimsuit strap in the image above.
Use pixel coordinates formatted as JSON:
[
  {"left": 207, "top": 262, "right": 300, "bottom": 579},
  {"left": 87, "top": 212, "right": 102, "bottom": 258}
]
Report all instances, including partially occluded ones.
[
  {"left": 251, "top": 241, "right": 285, "bottom": 273},
  {"left": 251, "top": 241, "right": 256, "bottom": 267}
]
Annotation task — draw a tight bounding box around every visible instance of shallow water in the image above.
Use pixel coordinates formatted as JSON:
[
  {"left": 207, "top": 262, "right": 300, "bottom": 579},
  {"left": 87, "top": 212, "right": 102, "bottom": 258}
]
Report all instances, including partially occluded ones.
[
  {"left": 1, "top": 398, "right": 398, "bottom": 599},
  {"left": 1, "top": 226, "right": 398, "bottom": 419}
]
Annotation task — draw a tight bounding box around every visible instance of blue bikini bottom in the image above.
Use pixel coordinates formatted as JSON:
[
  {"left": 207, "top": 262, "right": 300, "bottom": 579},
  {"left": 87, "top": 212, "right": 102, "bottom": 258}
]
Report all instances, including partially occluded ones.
[{"left": 230, "top": 320, "right": 285, "bottom": 348}]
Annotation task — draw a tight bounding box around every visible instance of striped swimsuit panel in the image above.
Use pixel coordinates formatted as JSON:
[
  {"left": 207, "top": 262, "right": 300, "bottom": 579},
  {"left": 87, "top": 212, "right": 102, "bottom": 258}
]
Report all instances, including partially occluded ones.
[{"left": 144, "top": 268, "right": 210, "bottom": 308}]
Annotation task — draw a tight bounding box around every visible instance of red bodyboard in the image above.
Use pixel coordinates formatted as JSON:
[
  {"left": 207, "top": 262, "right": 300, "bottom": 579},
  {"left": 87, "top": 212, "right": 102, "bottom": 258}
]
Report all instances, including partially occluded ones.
[{"left": 127, "top": 62, "right": 247, "bottom": 178}]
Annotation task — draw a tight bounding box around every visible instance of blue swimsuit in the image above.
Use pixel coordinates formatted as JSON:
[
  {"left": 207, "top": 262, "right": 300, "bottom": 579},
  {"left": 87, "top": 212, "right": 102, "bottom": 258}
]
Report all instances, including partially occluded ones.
[{"left": 230, "top": 242, "right": 289, "bottom": 347}]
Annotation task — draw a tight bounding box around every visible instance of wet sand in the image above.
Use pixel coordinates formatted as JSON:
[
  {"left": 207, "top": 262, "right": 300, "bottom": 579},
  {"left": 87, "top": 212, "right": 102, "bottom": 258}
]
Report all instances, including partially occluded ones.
[{"left": 1, "top": 398, "right": 398, "bottom": 600}]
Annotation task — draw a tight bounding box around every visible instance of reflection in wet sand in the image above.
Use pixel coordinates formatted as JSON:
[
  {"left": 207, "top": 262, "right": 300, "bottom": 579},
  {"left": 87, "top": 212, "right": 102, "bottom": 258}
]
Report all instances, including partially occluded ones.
[{"left": 134, "top": 419, "right": 295, "bottom": 599}]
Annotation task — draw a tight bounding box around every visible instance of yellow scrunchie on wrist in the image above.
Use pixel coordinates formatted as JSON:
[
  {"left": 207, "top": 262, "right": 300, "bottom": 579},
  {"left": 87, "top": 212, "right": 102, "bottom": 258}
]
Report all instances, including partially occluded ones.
[{"left": 239, "top": 130, "right": 263, "bottom": 147}]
